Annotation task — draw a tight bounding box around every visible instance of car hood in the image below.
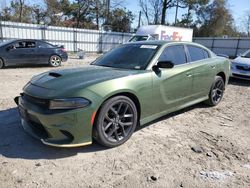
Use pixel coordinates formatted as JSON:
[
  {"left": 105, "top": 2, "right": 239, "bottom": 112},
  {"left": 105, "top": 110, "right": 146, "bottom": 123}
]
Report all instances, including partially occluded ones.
[
  {"left": 29, "top": 65, "right": 143, "bottom": 90},
  {"left": 233, "top": 57, "right": 250, "bottom": 65}
]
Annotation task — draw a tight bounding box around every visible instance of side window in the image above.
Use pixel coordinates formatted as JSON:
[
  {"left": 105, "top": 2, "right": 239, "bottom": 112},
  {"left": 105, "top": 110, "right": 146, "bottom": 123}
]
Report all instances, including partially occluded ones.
[
  {"left": 13, "top": 41, "right": 36, "bottom": 49},
  {"left": 13, "top": 41, "right": 26, "bottom": 49},
  {"left": 203, "top": 49, "right": 210, "bottom": 59},
  {"left": 187, "top": 45, "right": 209, "bottom": 61},
  {"left": 158, "top": 45, "right": 187, "bottom": 65},
  {"left": 25, "top": 41, "right": 36, "bottom": 48}
]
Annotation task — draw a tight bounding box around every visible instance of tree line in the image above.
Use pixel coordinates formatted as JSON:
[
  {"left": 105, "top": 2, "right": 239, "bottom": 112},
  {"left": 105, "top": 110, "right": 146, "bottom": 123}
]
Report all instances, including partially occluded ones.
[
  {"left": 0, "top": 0, "right": 249, "bottom": 37},
  {"left": 0, "top": 0, "right": 133, "bottom": 32}
]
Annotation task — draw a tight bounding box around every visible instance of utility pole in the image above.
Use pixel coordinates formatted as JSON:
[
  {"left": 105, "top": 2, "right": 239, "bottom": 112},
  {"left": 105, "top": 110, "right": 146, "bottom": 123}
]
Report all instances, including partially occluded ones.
[
  {"left": 247, "top": 15, "right": 250, "bottom": 37},
  {"left": 137, "top": 11, "right": 141, "bottom": 28},
  {"left": 106, "top": 0, "right": 110, "bottom": 24},
  {"left": 174, "top": 0, "right": 179, "bottom": 26},
  {"left": 161, "top": 0, "right": 167, "bottom": 25}
]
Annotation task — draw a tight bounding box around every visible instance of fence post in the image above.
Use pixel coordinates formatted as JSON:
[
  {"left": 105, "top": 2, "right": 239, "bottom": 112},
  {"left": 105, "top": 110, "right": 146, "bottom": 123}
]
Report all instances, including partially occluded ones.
[
  {"left": 98, "top": 31, "right": 103, "bottom": 53},
  {"left": 235, "top": 37, "right": 240, "bottom": 57},
  {"left": 0, "top": 21, "right": 3, "bottom": 42},
  {"left": 73, "top": 28, "right": 77, "bottom": 53},
  {"left": 41, "top": 25, "right": 46, "bottom": 41},
  {"left": 211, "top": 37, "right": 215, "bottom": 51},
  {"left": 122, "top": 32, "right": 124, "bottom": 44}
]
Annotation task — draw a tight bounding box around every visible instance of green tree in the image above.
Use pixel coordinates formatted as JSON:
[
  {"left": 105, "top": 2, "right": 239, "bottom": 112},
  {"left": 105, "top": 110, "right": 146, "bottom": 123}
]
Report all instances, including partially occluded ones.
[
  {"left": 196, "top": 0, "right": 237, "bottom": 37},
  {"left": 44, "top": 0, "right": 71, "bottom": 26},
  {"left": 108, "top": 8, "right": 134, "bottom": 32},
  {"left": 0, "top": 0, "right": 32, "bottom": 23},
  {"left": 176, "top": 0, "right": 209, "bottom": 27}
]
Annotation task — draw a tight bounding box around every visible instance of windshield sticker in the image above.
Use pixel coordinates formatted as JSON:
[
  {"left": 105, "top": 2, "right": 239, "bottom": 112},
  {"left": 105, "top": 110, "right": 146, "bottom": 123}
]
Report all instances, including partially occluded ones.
[{"left": 140, "top": 45, "right": 157, "bottom": 49}]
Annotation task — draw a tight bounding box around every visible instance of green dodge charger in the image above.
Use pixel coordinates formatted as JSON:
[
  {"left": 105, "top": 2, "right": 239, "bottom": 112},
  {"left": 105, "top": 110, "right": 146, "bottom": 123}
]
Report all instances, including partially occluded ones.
[{"left": 15, "top": 41, "right": 230, "bottom": 148}]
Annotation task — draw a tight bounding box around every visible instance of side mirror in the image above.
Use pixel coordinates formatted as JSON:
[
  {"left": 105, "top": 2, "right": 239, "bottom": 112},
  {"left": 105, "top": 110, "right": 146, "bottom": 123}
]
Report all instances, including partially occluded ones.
[
  {"left": 6, "top": 45, "right": 14, "bottom": 51},
  {"left": 157, "top": 61, "right": 174, "bottom": 69}
]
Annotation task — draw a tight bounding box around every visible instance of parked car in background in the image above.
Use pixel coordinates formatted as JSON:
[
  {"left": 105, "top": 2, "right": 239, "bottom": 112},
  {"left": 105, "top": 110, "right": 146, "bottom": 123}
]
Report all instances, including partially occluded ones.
[
  {"left": 15, "top": 41, "right": 230, "bottom": 148},
  {"left": 0, "top": 39, "right": 68, "bottom": 69},
  {"left": 231, "top": 49, "right": 250, "bottom": 80}
]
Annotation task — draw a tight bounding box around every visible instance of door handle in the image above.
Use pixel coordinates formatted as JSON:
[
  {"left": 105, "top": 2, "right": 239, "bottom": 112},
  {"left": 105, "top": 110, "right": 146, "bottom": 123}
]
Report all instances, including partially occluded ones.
[
  {"left": 210, "top": 65, "right": 216, "bottom": 69},
  {"left": 186, "top": 73, "right": 192, "bottom": 77}
]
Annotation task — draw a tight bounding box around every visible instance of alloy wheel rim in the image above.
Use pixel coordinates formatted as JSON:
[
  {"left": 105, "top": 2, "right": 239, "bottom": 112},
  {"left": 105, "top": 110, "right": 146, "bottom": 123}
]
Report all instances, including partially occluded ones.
[
  {"left": 212, "top": 79, "right": 224, "bottom": 104},
  {"left": 51, "top": 56, "right": 60, "bottom": 66},
  {"left": 102, "top": 101, "right": 135, "bottom": 142}
]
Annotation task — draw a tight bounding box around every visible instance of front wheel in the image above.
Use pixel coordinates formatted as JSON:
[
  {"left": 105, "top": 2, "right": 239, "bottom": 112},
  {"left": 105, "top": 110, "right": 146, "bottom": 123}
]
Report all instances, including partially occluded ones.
[
  {"left": 93, "top": 96, "right": 138, "bottom": 147},
  {"left": 205, "top": 76, "right": 225, "bottom": 106},
  {"left": 49, "top": 55, "right": 61, "bottom": 67}
]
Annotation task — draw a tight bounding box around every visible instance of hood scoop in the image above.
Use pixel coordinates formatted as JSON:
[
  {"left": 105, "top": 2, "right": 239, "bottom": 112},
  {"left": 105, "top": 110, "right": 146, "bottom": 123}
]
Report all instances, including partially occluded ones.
[{"left": 49, "top": 72, "right": 62, "bottom": 78}]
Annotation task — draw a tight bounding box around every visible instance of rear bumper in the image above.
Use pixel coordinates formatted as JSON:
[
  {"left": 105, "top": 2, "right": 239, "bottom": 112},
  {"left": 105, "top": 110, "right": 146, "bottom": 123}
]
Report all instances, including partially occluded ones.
[
  {"left": 15, "top": 96, "right": 94, "bottom": 147},
  {"left": 61, "top": 53, "right": 68, "bottom": 62}
]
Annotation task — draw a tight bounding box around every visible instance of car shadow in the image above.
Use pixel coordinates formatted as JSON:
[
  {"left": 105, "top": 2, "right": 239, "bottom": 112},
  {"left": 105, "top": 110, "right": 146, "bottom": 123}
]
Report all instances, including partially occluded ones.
[
  {"left": 0, "top": 103, "right": 210, "bottom": 160},
  {"left": 0, "top": 108, "right": 107, "bottom": 160},
  {"left": 228, "top": 77, "right": 250, "bottom": 87}
]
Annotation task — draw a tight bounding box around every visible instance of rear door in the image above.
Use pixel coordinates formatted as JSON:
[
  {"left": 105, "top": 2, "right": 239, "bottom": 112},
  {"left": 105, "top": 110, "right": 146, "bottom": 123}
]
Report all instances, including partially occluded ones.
[
  {"left": 36, "top": 41, "right": 55, "bottom": 63},
  {"left": 152, "top": 44, "right": 194, "bottom": 114},
  {"left": 185, "top": 45, "right": 217, "bottom": 98}
]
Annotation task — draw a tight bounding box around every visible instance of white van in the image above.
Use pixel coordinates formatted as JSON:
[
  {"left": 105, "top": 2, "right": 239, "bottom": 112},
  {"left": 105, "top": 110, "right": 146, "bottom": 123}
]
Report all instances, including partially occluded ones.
[{"left": 129, "top": 25, "right": 193, "bottom": 42}]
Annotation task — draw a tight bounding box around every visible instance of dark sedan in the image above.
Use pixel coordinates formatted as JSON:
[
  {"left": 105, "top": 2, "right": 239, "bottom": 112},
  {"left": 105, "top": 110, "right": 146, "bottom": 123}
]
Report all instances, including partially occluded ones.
[{"left": 0, "top": 39, "right": 68, "bottom": 69}]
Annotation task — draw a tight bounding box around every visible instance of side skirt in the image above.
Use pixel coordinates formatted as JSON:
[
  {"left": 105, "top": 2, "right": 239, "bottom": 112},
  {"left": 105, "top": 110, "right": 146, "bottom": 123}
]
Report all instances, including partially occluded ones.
[{"left": 140, "top": 96, "right": 208, "bottom": 126}]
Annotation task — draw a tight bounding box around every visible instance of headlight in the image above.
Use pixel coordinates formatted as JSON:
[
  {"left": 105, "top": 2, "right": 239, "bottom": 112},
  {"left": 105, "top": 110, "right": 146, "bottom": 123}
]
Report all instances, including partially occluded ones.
[{"left": 49, "top": 98, "right": 90, "bottom": 110}]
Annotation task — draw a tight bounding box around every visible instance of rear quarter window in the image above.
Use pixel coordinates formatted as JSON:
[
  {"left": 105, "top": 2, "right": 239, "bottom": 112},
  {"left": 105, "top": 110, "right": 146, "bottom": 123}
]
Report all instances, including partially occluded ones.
[{"left": 187, "top": 45, "right": 210, "bottom": 62}]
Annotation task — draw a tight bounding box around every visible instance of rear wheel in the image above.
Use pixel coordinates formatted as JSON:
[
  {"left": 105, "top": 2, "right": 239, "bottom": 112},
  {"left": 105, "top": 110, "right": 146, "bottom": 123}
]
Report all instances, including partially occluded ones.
[
  {"left": 93, "top": 96, "right": 138, "bottom": 147},
  {"left": 0, "top": 58, "right": 4, "bottom": 69},
  {"left": 49, "top": 55, "right": 61, "bottom": 67},
  {"left": 205, "top": 76, "right": 225, "bottom": 106}
]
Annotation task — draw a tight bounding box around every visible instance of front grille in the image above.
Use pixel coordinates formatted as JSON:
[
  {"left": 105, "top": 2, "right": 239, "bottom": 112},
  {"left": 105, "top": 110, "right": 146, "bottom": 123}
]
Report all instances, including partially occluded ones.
[
  {"left": 232, "top": 73, "right": 250, "bottom": 79},
  {"left": 236, "top": 65, "right": 250, "bottom": 71},
  {"left": 22, "top": 94, "right": 49, "bottom": 109}
]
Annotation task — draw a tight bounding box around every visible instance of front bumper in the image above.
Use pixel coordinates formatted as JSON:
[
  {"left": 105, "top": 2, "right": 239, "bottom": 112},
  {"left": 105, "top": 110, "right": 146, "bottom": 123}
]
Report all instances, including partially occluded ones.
[
  {"left": 230, "top": 64, "right": 250, "bottom": 80},
  {"left": 15, "top": 96, "right": 94, "bottom": 147}
]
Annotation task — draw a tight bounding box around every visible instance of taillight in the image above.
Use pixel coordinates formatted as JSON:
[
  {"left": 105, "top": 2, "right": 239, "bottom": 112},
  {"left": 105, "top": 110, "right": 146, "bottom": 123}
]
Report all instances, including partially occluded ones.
[{"left": 60, "top": 48, "right": 66, "bottom": 52}]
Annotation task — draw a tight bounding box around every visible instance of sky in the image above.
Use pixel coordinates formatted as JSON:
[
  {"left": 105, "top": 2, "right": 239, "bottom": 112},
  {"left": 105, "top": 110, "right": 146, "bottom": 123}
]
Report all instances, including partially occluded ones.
[{"left": 0, "top": 0, "right": 249, "bottom": 30}]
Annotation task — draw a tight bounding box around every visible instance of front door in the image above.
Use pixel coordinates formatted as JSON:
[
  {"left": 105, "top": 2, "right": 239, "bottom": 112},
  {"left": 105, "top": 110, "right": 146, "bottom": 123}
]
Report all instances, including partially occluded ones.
[
  {"left": 6, "top": 41, "right": 37, "bottom": 65},
  {"left": 152, "top": 45, "right": 194, "bottom": 114}
]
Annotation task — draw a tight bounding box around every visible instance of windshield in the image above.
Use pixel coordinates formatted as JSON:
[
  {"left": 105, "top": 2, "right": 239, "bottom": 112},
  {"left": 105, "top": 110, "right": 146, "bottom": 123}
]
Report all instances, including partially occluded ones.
[
  {"left": 92, "top": 44, "right": 160, "bottom": 70},
  {"left": 242, "top": 50, "right": 250, "bottom": 58},
  {"left": 129, "top": 36, "right": 149, "bottom": 42},
  {"left": 0, "top": 40, "right": 15, "bottom": 47}
]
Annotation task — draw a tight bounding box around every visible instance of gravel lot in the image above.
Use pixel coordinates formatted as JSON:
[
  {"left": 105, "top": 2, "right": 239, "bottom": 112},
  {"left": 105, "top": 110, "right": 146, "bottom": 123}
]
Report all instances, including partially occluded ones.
[{"left": 0, "top": 55, "right": 249, "bottom": 188}]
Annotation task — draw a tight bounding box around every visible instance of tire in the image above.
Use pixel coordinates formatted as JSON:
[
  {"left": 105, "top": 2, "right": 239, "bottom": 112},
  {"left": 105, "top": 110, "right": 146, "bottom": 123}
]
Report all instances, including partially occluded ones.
[
  {"left": 205, "top": 76, "right": 225, "bottom": 106},
  {"left": 0, "top": 58, "right": 4, "bottom": 69},
  {"left": 49, "top": 55, "right": 61, "bottom": 67},
  {"left": 93, "top": 96, "right": 138, "bottom": 148}
]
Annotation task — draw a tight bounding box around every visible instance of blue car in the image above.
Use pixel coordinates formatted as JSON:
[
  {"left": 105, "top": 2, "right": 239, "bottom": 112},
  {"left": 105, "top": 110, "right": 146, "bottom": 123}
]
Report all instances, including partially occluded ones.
[{"left": 0, "top": 39, "right": 68, "bottom": 69}]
